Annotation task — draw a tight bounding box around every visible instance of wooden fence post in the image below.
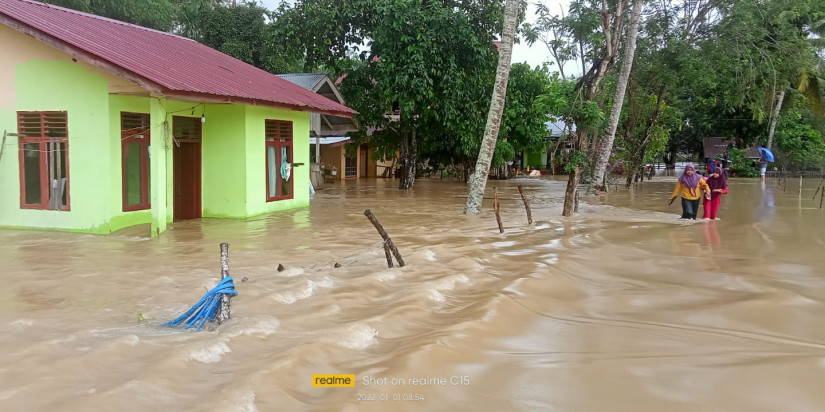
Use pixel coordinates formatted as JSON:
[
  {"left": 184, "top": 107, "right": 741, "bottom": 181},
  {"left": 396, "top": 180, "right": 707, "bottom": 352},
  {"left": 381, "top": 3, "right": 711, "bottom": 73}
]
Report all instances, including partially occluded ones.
[
  {"left": 494, "top": 187, "right": 504, "bottom": 233},
  {"left": 517, "top": 185, "right": 533, "bottom": 225}
]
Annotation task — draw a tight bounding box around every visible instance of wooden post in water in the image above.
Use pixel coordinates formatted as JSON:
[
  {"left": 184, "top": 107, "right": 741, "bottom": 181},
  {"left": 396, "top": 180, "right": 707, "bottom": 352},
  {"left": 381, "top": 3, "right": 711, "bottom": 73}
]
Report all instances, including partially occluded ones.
[
  {"left": 517, "top": 185, "right": 533, "bottom": 225},
  {"left": 217, "top": 242, "right": 231, "bottom": 324},
  {"left": 364, "top": 210, "right": 405, "bottom": 267},
  {"left": 820, "top": 188, "right": 824, "bottom": 209},
  {"left": 493, "top": 187, "right": 504, "bottom": 233},
  {"left": 383, "top": 243, "right": 394, "bottom": 268},
  {"left": 799, "top": 175, "right": 803, "bottom": 198}
]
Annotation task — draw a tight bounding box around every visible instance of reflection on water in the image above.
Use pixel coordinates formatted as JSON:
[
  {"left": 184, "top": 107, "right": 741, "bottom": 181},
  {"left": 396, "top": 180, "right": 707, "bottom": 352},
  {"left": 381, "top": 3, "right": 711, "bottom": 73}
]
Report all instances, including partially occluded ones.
[{"left": 1, "top": 177, "right": 824, "bottom": 411}]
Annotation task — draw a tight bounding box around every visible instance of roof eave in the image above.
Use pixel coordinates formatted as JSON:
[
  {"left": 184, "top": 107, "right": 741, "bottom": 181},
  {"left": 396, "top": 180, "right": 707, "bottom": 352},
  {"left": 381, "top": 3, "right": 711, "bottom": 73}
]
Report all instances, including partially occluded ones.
[
  {"left": 162, "top": 89, "right": 357, "bottom": 118},
  {"left": 0, "top": 13, "right": 164, "bottom": 94},
  {"left": 0, "top": 14, "right": 357, "bottom": 118}
]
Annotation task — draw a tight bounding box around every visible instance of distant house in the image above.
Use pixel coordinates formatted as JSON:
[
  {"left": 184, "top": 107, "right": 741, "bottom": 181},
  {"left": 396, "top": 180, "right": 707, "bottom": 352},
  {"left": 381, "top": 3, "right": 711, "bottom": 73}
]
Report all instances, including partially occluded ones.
[
  {"left": 522, "top": 119, "right": 576, "bottom": 171},
  {"left": 0, "top": 0, "right": 355, "bottom": 236},
  {"left": 702, "top": 137, "right": 761, "bottom": 159}
]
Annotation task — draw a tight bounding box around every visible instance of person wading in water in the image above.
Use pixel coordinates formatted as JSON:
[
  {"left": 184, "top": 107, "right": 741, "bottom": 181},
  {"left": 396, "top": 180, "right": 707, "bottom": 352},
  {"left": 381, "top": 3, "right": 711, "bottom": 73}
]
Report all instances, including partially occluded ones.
[
  {"left": 669, "top": 164, "right": 710, "bottom": 219},
  {"left": 702, "top": 167, "right": 728, "bottom": 220}
]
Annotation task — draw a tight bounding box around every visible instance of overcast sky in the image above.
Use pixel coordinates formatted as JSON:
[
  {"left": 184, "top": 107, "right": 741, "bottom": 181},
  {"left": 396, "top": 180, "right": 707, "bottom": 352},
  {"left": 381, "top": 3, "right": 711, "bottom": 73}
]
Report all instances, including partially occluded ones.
[{"left": 256, "top": 0, "right": 575, "bottom": 75}]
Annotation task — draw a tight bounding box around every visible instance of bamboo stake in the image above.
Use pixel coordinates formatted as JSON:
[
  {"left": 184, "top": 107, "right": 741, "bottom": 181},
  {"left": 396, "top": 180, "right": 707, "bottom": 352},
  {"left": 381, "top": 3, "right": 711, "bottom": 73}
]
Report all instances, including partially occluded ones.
[
  {"left": 494, "top": 187, "right": 504, "bottom": 233},
  {"left": 517, "top": 185, "right": 533, "bottom": 224},
  {"left": 217, "top": 242, "right": 231, "bottom": 324},
  {"left": 364, "top": 210, "right": 405, "bottom": 267}
]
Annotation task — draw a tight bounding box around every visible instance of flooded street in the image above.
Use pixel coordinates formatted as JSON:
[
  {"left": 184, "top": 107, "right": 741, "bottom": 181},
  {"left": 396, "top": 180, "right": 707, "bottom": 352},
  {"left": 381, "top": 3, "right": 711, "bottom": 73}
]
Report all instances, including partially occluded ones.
[{"left": 1, "top": 176, "right": 825, "bottom": 411}]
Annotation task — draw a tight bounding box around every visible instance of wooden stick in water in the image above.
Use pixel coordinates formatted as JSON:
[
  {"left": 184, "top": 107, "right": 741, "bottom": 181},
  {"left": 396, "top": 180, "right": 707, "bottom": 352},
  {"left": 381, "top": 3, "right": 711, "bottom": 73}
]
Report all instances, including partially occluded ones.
[
  {"left": 364, "top": 210, "right": 405, "bottom": 267},
  {"left": 517, "top": 185, "right": 533, "bottom": 225},
  {"left": 383, "top": 242, "right": 394, "bottom": 268},
  {"left": 494, "top": 187, "right": 504, "bottom": 233}
]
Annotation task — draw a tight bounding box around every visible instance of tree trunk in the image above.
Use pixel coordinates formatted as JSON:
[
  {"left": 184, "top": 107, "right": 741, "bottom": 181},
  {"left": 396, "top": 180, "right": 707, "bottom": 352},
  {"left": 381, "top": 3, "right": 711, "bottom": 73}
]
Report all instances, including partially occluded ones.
[
  {"left": 562, "top": 164, "right": 581, "bottom": 216},
  {"left": 767, "top": 89, "right": 785, "bottom": 150},
  {"left": 399, "top": 129, "right": 417, "bottom": 189},
  {"left": 464, "top": 0, "right": 520, "bottom": 215},
  {"left": 592, "top": 0, "right": 644, "bottom": 192}
]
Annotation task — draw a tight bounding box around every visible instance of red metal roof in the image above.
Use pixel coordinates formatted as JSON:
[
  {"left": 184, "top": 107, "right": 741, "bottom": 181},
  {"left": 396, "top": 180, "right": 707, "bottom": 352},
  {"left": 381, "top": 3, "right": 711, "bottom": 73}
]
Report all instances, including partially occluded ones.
[{"left": 0, "top": 0, "right": 356, "bottom": 117}]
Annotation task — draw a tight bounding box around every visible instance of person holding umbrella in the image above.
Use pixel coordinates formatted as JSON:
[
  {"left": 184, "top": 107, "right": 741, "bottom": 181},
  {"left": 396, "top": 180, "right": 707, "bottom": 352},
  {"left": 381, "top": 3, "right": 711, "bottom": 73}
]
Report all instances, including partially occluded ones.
[
  {"left": 758, "top": 147, "right": 775, "bottom": 181},
  {"left": 669, "top": 164, "right": 711, "bottom": 219}
]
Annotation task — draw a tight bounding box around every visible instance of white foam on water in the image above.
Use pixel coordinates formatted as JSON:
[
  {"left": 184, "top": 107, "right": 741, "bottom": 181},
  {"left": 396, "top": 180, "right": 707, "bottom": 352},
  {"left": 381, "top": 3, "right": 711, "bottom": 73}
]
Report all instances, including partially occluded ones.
[
  {"left": 374, "top": 272, "right": 396, "bottom": 282},
  {"left": 9, "top": 319, "right": 33, "bottom": 327},
  {"left": 0, "top": 387, "right": 22, "bottom": 401},
  {"left": 423, "top": 249, "right": 437, "bottom": 261},
  {"left": 428, "top": 290, "right": 446, "bottom": 302},
  {"left": 49, "top": 334, "right": 78, "bottom": 345},
  {"left": 481, "top": 308, "right": 498, "bottom": 322},
  {"left": 277, "top": 267, "right": 305, "bottom": 278},
  {"left": 314, "top": 276, "right": 335, "bottom": 288},
  {"left": 228, "top": 390, "right": 258, "bottom": 412},
  {"left": 187, "top": 341, "right": 231, "bottom": 364},
  {"left": 271, "top": 280, "right": 316, "bottom": 304},
  {"left": 333, "top": 324, "right": 378, "bottom": 350},
  {"left": 118, "top": 335, "right": 140, "bottom": 347},
  {"left": 431, "top": 274, "right": 470, "bottom": 291},
  {"left": 272, "top": 278, "right": 334, "bottom": 304},
  {"left": 228, "top": 317, "right": 280, "bottom": 338}
]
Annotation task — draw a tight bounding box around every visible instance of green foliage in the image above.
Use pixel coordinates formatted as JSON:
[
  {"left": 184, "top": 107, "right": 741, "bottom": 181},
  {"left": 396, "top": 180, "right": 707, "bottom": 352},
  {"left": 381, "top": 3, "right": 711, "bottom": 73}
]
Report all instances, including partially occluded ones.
[
  {"left": 564, "top": 149, "right": 587, "bottom": 173},
  {"left": 497, "top": 64, "right": 556, "bottom": 161},
  {"left": 727, "top": 147, "right": 760, "bottom": 177},
  {"left": 193, "top": 3, "right": 269, "bottom": 68},
  {"left": 44, "top": 0, "right": 177, "bottom": 31},
  {"left": 775, "top": 110, "right": 825, "bottom": 168},
  {"left": 337, "top": 0, "right": 501, "bottom": 176}
]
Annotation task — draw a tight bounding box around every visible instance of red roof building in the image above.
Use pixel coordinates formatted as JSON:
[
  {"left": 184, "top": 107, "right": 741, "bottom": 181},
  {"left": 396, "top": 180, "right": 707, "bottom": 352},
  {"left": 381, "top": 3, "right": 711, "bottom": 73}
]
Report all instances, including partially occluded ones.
[
  {"left": 0, "top": 0, "right": 356, "bottom": 236},
  {"left": 0, "top": 0, "right": 356, "bottom": 117}
]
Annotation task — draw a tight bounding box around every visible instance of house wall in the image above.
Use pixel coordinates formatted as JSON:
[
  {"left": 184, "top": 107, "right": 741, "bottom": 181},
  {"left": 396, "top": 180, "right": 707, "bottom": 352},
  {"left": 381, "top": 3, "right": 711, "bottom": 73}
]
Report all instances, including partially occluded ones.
[
  {"left": 202, "top": 104, "right": 247, "bottom": 218},
  {"left": 244, "top": 105, "right": 310, "bottom": 217},
  {"left": 0, "top": 23, "right": 315, "bottom": 234},
  {"left": 320, "top": 145, "right": 343, "bottom": 178},
  {"left": 526, "top": 151, "right": 547, "bottom": 170},
  {"left": 107, "top": 95, "right": 152, "bottom": 232},
  {"left": 0, "top": 25, "right": 114, "bottom": 233}
]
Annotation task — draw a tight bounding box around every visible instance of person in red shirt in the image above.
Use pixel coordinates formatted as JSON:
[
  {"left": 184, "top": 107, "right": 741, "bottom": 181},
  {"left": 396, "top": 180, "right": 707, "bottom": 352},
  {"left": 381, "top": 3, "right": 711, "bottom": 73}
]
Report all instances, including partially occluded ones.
[{"left": 702, "top": 167, "right": 728, "bottom": 220}]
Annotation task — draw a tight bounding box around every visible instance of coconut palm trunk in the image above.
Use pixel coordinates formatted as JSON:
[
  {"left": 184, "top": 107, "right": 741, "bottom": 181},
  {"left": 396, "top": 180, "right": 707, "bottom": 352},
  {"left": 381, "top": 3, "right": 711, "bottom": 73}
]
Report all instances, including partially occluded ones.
[
  {"left": 464, "top": 0, "right": 520, "bottom": 215},
  {"left": 592, "top": 0, "right": 644, "bottom": 192},
  {"left": 766, "top": 89, "right": 785, "bottom": 150}
]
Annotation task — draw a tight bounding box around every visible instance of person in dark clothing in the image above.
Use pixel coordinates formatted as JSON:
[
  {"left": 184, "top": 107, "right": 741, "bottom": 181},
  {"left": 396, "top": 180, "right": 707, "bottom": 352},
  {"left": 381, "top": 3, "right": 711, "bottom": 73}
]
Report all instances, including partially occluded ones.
[{"left": 702, "top": 167, "right": 728, "bottom": 220}]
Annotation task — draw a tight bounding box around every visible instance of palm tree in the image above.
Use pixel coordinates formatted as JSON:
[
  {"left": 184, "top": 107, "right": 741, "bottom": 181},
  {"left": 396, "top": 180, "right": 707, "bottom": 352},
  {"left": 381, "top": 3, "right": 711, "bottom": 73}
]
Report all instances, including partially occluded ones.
[{"left": 465, "top": 0, "right": 520, "bottom": 215}]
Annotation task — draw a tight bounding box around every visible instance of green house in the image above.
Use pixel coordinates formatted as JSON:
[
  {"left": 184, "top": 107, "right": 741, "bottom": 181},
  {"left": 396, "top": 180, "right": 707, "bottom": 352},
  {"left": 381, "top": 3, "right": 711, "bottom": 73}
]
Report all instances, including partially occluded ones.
[{"left": 0, "top": 0, "right": 355, "bottom": 236}]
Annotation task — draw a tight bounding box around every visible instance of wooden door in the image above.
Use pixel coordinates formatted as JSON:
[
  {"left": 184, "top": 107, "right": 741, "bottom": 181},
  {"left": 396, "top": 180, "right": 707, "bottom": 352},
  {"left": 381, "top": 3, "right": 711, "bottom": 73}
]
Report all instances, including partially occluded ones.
[{"left": 174, "top": 141, "right": 202, "bottom": 220}]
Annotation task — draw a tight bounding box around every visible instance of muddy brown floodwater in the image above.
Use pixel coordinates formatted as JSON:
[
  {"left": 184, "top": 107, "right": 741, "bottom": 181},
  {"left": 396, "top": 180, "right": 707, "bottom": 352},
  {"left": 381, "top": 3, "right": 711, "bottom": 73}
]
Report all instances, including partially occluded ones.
[{"left": 1, "top": 176, "right": 824, "bottom": 412}]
